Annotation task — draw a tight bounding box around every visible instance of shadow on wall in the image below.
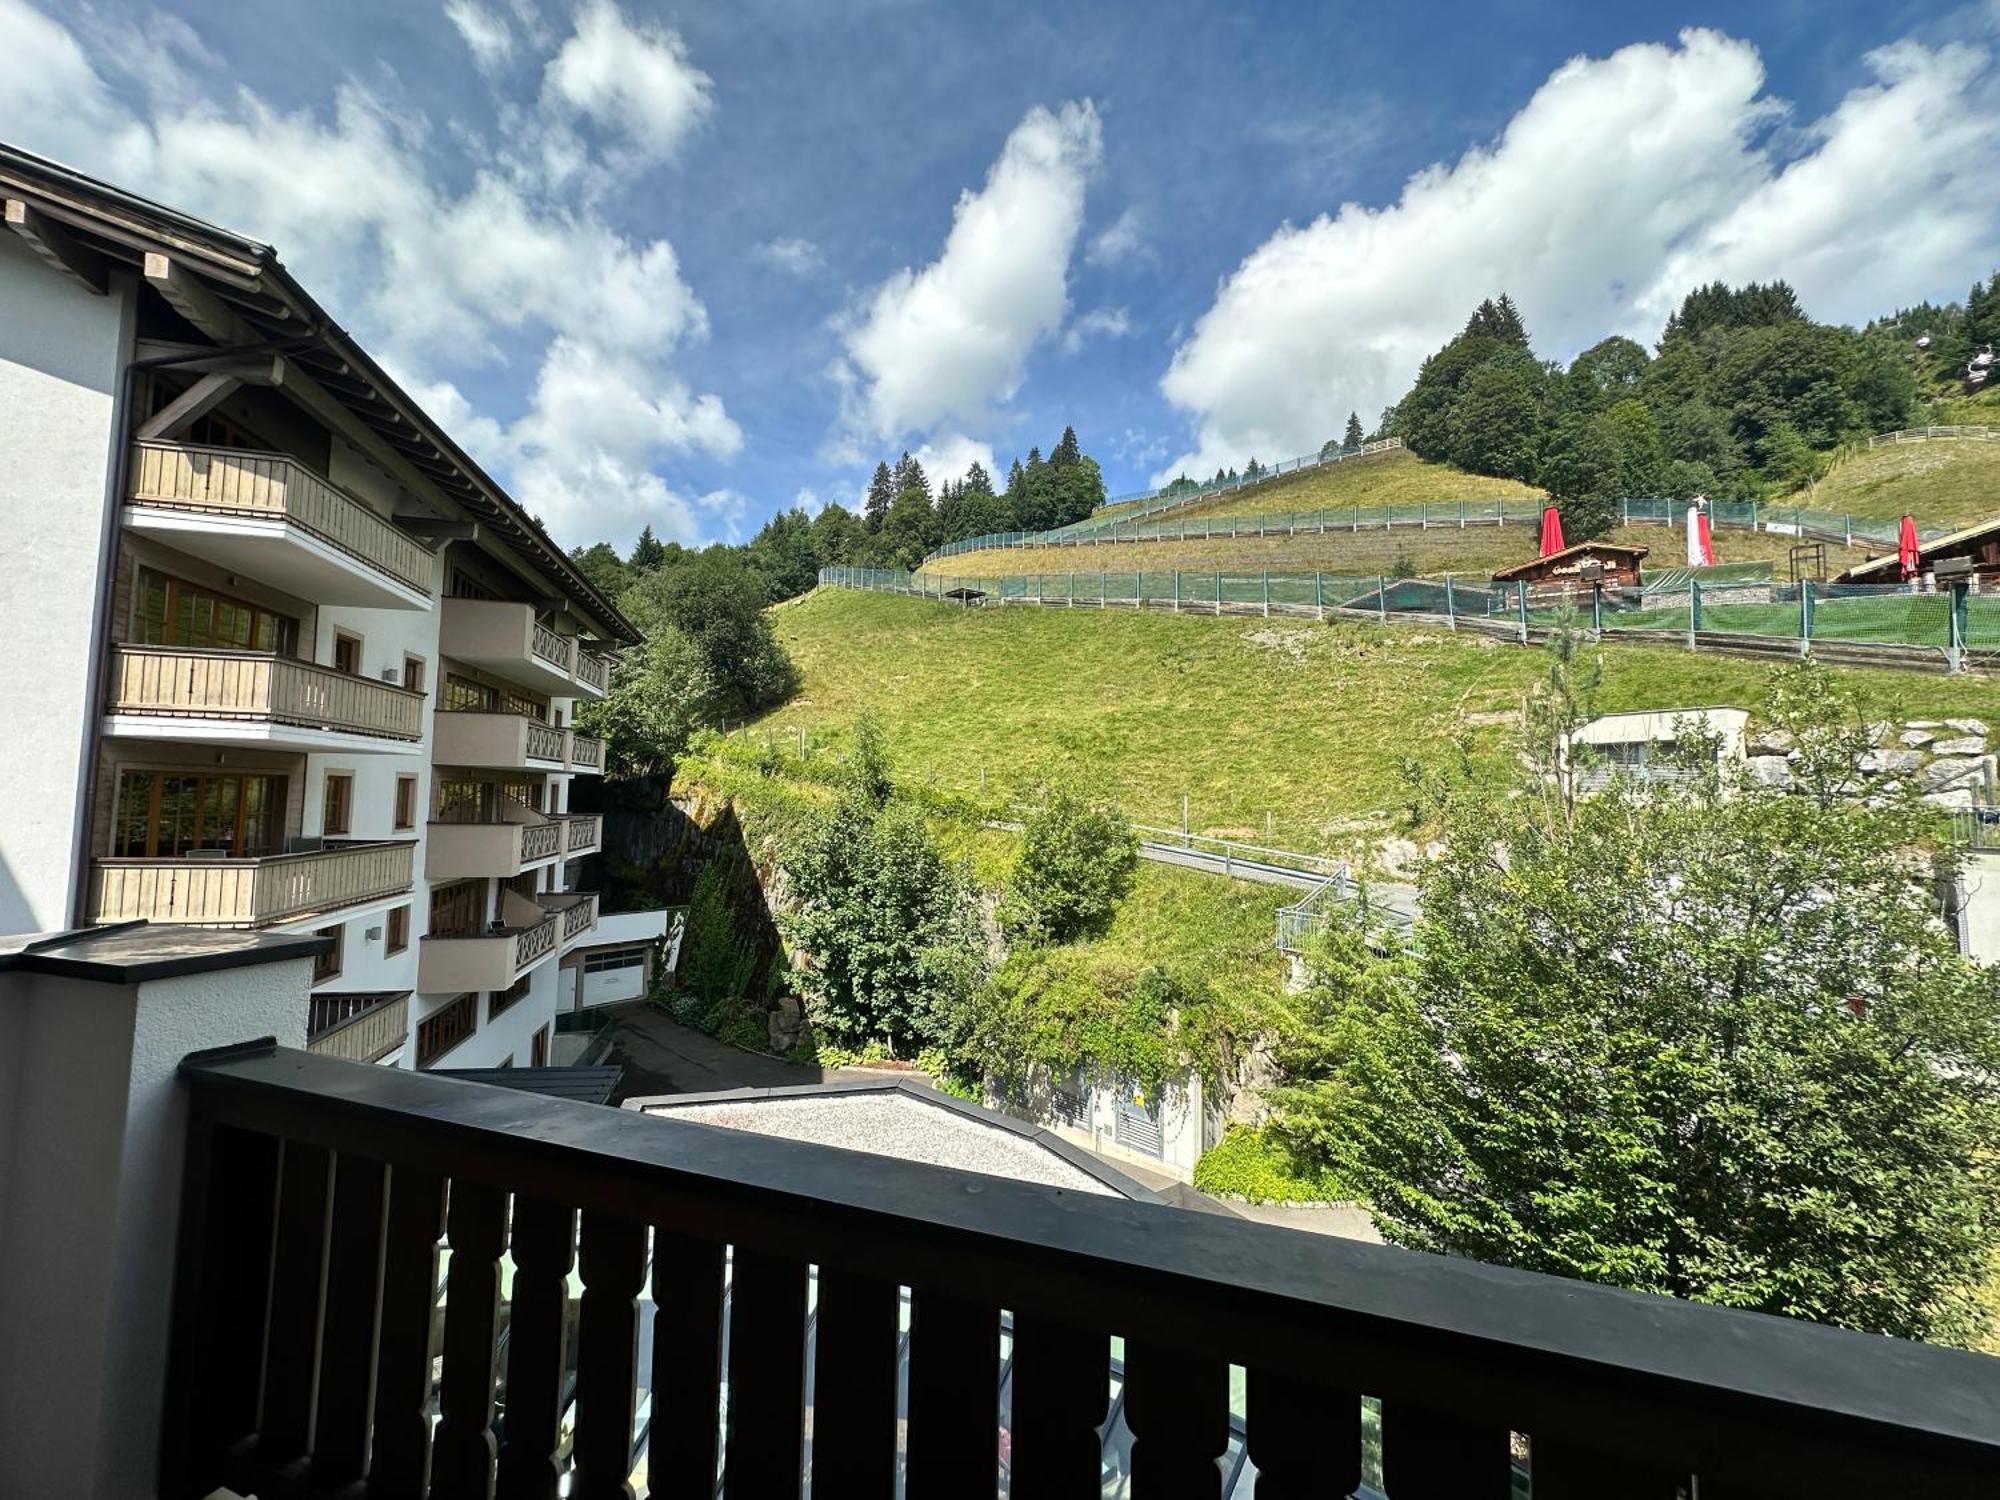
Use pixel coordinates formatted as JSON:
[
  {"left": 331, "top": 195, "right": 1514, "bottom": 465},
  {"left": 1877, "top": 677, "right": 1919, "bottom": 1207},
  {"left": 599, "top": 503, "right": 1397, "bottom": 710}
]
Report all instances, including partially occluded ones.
[{"left": 0, "top": 850, "right": 36, "bottom": 938}]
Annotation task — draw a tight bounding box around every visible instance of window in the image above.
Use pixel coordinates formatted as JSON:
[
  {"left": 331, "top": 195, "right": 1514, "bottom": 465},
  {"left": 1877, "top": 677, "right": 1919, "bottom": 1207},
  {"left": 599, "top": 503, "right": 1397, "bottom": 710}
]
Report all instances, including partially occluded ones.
[
  {"left": 429, "top": 880, "right": 484, "bottom": 938},
  {"left": 446, "top": 568, "right": 497, "bottom": 601},
  {"left": 113, "top": 770, "right": 286, "bottom": 857},
  {"left": 415, "top": 992, "right": 477, "bottom": 1067},
  {"left": 504, "top": 690, "right": 548, "bottom": 722},
  {"left": 144, "top": 377, "right": 262, "bottom": 451},
  {"left": 333, "top": 632, "right": 362, "bottom": 676},
  {"left": 322, "top": 773, "right": 354, "bottom": 837},
  {"left": 393, "top": 775, "right": 418, "bottom": 830},
  {"left": 402, "top": 654, "right": 426, "bottom": 695},
  {"left": 135, "top": 569, "right": 296, "bottom": 653},
  {"left": 490, "top": 972, "right": 532, "bottom": 1017},
  {"left": 442, "top": 673, "right": 499, "bottom": 713},
  {"left": 583, "top": 947, "right": 647, "bottom": 973},
  {"left": 385, "top": 904, "right": 410, "bottom": 955},
  {"left": 531, "top": 1024, "right": 549, "bottom": 1068},
  {"left": 313, "top": 926, "right": 343, "bottom": 984}
]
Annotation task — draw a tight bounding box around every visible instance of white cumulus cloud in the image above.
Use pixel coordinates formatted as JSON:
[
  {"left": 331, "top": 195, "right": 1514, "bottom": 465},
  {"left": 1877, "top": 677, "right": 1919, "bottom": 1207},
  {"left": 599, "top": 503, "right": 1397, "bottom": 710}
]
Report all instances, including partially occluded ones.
[
  {"left": 835, "top": 100, "right": 1102, "bottom": 447},
  {"left": 0, "top": 0, "right": 735, "bottom": 550},
  {"left": 541, "top": 0, "right": 713, "bottom": 166},
  {"left": 1156, "top": 27, "right": 2000, "bottom": 482},
  {"left": 754, "top": 236, "right": 825, "bottom": 276},
  {"left": 1062, "top": 305, "right": 1132, "bottom": 354}
]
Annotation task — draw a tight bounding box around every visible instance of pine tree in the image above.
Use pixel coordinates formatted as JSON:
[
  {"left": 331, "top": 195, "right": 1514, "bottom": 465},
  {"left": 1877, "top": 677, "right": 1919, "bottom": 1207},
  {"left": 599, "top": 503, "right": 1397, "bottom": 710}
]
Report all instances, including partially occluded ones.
[
  {"left": 864, "top": 462, "right": 894, "bottom": 534},
  {"left": 629, "top": 524, "right": 665, "bottom": 571},
  {"left": 1050, "top": 425, "right": 1082, "bottom": 467},
  {"left": 1343, "top": 411, "right": 1365, "bottom": 451}
]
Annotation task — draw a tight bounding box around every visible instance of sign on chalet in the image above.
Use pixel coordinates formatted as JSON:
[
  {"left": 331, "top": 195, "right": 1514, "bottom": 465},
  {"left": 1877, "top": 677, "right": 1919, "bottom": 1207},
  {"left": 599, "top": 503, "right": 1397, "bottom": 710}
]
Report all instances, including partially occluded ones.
[
  {"left": 1491, "top": 541, "right": 1647, "bottom": 590},
  {"left": 1836, "top": 515, "right": 2000, "bottom": 584}
]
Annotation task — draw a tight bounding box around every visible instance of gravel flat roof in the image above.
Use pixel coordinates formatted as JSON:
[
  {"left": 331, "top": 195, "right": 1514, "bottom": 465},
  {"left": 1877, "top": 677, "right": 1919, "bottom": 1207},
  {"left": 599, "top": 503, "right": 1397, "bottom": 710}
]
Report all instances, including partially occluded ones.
[{"left": 640, "top": 1090, "right": 1123, "bottom": 1196}]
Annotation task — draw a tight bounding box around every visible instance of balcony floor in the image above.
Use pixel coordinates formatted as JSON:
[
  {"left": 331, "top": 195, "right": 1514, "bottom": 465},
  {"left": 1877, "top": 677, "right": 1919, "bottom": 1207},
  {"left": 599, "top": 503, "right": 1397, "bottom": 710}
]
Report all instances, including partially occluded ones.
[
  {"left": 102, "top": 713, "right": 425, "bottom": 755},
  {"left": 124, "top": 506, "right": 432, "bottom": 610}
]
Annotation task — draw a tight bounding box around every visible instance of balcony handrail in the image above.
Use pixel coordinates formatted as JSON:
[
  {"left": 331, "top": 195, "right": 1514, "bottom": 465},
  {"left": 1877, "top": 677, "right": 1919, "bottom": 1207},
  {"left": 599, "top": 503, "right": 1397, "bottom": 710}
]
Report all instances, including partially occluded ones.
[
  {"left": 111, "top": 644, "right": 425, "bottom": 740},
  {"left": 530, "top": 621, "right": 574, "bottom": 672},
  {"left": 305, "top": 990, "right": 411, "bottom": 1042},
  {"left": 90, "top": 839, "right": 416, "bottom": 926},
  {"left": 168, "top": 1045, "right": 2000, "bottom": 1498},
  {"left": 568, "top": 731, "right": 605, "bottom": 768},
  {"left": 576, "top": 651, "right": 611, "bottom": 691},
  {"left": 128, "top": 440, "right": 435, "bottom": 595}
]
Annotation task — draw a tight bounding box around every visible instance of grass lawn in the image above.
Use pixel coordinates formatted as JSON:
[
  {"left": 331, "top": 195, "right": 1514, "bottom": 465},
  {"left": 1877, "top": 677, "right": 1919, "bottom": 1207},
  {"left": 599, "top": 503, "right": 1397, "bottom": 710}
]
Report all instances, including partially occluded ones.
[
  {"left": 1809, "top": 438, "right": 2000, "bottom": 526},
  {"left": 760, "top": 588, "right": 2000, "bottom": 857},
  {"left": 919, "top": 523, "right": 1871, "bottom": 583},
  {"left": 1164, "top": 449, "right": 1543, "bottom": 522}
]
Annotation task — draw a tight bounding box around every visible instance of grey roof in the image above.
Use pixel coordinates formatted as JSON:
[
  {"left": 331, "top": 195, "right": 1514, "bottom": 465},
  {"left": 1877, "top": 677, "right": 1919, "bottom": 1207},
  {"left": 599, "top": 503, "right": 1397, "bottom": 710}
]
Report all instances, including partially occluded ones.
[
  {"left": 435, "top": 1064, "right": 626, "bottom": 1104},
  {"left": 0, "top": 921, "right": 332, "bottom": 984},
  {"left": 628, "top": 1078, "right": 1160, "bottom": 1199}
]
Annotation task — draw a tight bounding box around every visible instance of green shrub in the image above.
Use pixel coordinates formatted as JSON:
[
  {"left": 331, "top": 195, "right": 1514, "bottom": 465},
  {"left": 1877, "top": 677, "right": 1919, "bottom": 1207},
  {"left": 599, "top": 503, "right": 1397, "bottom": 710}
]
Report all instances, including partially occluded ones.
[
  {"left": 1006, "top": 787, "right": 1139, "bottom": 944},
  {"left": 1194, "top": 1126, "right": 1350, "bottom": 1204}
]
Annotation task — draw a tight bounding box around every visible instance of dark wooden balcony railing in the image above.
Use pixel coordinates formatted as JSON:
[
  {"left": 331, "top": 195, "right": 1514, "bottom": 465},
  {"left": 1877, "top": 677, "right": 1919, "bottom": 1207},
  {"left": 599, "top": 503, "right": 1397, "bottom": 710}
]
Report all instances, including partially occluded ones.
[{"left": 163, "top": 1044, "right": 2000, "bottom": 1500}]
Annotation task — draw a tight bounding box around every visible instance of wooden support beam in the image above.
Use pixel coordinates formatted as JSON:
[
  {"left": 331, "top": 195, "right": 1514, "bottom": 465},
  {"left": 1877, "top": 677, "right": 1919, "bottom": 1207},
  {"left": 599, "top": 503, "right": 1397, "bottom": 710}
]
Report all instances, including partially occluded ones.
[
  {"left": 392, "top": 516, "right": 479, "bottom": 541},
  {"left": 144, "top": 251, "right": 258, "bottom": 345},
  {"left": 5, "top": 199, "right": 108, "bottom": 293},
  {"left": 134, "top": 373, "right": 243, "bottom": 441}
]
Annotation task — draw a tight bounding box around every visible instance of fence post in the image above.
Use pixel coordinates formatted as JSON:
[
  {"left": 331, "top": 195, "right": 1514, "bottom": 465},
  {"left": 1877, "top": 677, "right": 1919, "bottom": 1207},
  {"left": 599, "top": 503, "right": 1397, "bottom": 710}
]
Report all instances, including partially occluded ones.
[
  {"left": 1174, "top": 570, "right": 1181, "bottom": 613},
  {"left": 1948, "top": 577, "right": 1969, "bottom": 674},
  {"left": 1182, "top": 794, "right": 1191, "bottom": 846},
  {"left": 1136, "top": 571, "right": 1143, "bottom": 611},
  {"left": 1263, "top": 571, "right": 1270, "bottom": 617},
  {"left": 1688, "top": 577, "right": 1702, "bottom": 650},
  {"left": 1315, "top": 571, "right": 1324, "bottom": 620},
  {"left": 1516, "top": 579, "right": 1529, "bottom": 644},
  {"left": 1845, "top": 514, "right": 1853, "bottom": 547},
  {"left": 1446, "top": 573, "right": 1456, "bottom": 629},
  {"left": 1749, "top": 501, "right": 1759, "bottom": 534},
  {"left": 1379, "top": 574, "right": 1388, "bottom": 624},
  {"left": 1800, "top": 578, "right": 1814, "bottom": 657},
  {"left": 1215, "top": 572, "right": 1222, "bottom": 616},
  {"left": 1100, "top": 572, "right": 1106, "bottom": 609},
  {"left": 1591, "top": 581, "right": 1603, "bottom": 634},
  {"left": 1068, "top": 572, "right": 1075, "bottom": 606}
]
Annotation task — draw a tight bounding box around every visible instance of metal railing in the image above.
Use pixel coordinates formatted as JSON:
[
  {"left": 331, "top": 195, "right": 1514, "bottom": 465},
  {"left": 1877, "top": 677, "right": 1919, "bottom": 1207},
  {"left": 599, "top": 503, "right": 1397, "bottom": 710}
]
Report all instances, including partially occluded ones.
[
  {"left": 127, "top": 441, "right": 434, "bottom": 595},
  {"left": 305, "top": 992, "right": 411, "bottom": 1064},
  {"left": 1867, "top": 425, "right": 2000, "bottom": 446},
  {"left": 164, "top": 1044, "right": 2000, "bottom": 1499},
  {"left": 110, "top": 645, "right": 426, "bottom": 739},
  {"left": 1954, "top": 805, "right": 2000, "bottom": 851},
  {"left": 90, "top": 840, "right": 416, "bottom": 926}
]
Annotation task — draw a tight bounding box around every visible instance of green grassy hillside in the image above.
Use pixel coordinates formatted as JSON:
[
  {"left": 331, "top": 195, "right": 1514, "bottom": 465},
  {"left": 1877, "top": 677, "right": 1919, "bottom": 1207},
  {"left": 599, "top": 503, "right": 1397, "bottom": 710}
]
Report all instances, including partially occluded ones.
[
  {"left": 1810, "top": 437, "right": 2000, "bottom": 525},
  {"left": 918, "top": 522, "right": 1870, "bottom": 582},
  {"left": 1160, "top": 448, "right": 1543, "bottom": 522},
  {"left": 758, "top": 588, "right": 1998, "bottom": 856}
]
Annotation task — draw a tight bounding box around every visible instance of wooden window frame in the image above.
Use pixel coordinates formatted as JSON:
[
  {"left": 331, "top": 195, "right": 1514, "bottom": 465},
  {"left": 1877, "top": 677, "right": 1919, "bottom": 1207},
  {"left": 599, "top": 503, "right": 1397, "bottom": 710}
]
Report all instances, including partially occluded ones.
[
  {"left": 393, "top": 774, "right": 418, "bottom": 831},
  {"left": 415, "top": 992, "right": 477, "bottom": 1068},
  {"left": 531, "top": 1023, "right": 550, "bottom": 1068},
  {"left": 322, "top": 772, "right": 354, "bottom": 837},
  {"left": 489, "top": 972, "right": 532, "bottom": 1019},
  {"left": 134, "top": 567, "right": 298, "bottom": 654},
  {"left": 112, "top": 768, "right": 288, "bottom": 858},
  {"left": 332, "top": 631, "right": 363, "bottom": 677},
  {"left": 313, "top": 925, "right": 343, "bottom": 984},
  {"left": 385, "top": 904, "right": 410, "bottom": 956},
  {"left": 402, "top": 653, "right": 426, "bottom": 695}
]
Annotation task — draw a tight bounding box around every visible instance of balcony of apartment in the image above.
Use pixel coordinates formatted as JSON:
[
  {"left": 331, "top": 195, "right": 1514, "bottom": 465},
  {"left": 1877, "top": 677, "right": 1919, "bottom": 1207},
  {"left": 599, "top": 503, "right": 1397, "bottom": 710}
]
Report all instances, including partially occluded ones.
[
  {"left": 125, "top": 441, "right": 434, "bottom": 610},
  {"left": 88, "top": 839, "right": 416, "bottom": 928},
  {"left": 431, "top": 710, "right": 569, "bottom": 773},
  {"left": 537, "top": 888, "right": 599, "bottom": 951},
  {"left": 439, "top": 597, "right": 607, "bottom": 700},
  {"left": 424, "top": 809, "right": 566, "bottom": 881},
  {"left": 304, "top": 990, "right": 410, "bottom": 1064},
  {"left": 560, "top": 810, "right": 602, "bottom": 858},
  {"left": 105, "top": 645, "right": 425, "bottom": 753},
  {"left": 417, "top": 888, "right": 559, "bottom": 993},
  {"left": 567, "top": 730, "right": 606, "bottom": 775},
  {"left": 162, "top": 1043, "right": 2000, "bottom": 1500}
]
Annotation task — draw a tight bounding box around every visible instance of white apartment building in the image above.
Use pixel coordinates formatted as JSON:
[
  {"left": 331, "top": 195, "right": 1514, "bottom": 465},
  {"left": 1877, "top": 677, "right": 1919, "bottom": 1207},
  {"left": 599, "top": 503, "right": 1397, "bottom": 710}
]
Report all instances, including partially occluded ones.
[{"left": 0, "top": 143, "right": 638, "bottom": 1073}]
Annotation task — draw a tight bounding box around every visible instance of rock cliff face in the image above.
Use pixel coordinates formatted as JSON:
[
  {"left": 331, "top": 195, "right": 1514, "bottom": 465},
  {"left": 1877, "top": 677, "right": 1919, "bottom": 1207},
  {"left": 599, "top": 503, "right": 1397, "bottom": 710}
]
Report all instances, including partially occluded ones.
[{"left": 1744, "top": 717, "right": 1993, "bottom": 808}]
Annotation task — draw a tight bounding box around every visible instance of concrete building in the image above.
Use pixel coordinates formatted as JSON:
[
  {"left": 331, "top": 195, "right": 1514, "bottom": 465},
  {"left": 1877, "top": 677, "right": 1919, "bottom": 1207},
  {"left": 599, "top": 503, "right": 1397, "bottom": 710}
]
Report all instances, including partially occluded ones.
[{"left": 0, "top": 143, "right": 639, "bottom": 1072}]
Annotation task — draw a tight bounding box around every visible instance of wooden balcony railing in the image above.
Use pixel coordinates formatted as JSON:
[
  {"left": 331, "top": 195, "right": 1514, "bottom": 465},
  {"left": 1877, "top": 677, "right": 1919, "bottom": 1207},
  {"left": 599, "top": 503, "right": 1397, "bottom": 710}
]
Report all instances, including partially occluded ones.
[
  {"left": 576, "top": 651, "right": 611, "bottom": 692},
  {"left": 531, "top": 622, "right": 574, "bottom": 673},
  {"left": 520, "top": 821, "right": 563, "bottom": 862},
  {"left": 527, "top": 721, "right": 566, "bottom": 762},
  {"left": 166, "top": 1046, "right": 2000, "bottom": 1500},
  {"left": 110, "top": 646, "right": 424, "bottom": 740},
  {"left": 562, "top": 892, "right": 598, "bottom": 941},
  {"left": 564, "top": 813, "right": 601, "bottom": 853},
  {"left": 514, "top": 913, "right": 559, "bottom": 968},
  {"left": 305, "top": 993, "right": 410, "bottom": 1064},
  {"left": 90, "top": 841, "right": 415, "bottom": 927},
  {"left": 568, "top": 732, "right": 604, "bottom": 770},
  {"left": 128, "top": 441, "right": 433, "bottom": 595}
]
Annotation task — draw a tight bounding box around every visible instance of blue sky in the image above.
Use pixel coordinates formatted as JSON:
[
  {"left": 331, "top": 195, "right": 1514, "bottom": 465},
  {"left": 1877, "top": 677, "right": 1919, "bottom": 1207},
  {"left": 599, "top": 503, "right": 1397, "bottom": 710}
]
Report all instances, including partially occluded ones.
[{"left": 5, "top": 0, "right": 1997, "bottom": 548}]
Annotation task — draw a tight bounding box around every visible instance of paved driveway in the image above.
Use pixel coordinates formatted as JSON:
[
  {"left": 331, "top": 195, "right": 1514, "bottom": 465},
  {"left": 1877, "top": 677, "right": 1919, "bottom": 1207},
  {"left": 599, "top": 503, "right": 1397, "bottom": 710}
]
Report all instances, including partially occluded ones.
[{"left": 597, "top": 1002, "right": 827, "bottom": 1101}]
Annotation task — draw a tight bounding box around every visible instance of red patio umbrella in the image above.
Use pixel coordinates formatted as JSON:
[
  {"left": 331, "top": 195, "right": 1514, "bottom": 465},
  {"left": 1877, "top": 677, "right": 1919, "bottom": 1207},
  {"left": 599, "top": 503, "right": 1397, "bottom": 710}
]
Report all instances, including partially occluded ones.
[
  {"left": 1538, "top": 505, "right": 1565, "bottom": 558},
  {"left": 1897, "top": 514, "right": 1920, "bottom": 581}
]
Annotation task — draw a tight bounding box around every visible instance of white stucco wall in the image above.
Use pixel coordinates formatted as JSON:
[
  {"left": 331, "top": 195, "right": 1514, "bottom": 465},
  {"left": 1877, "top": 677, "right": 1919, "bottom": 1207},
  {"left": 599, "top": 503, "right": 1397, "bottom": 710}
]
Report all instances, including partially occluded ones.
[
  {"left": 1959, "top": 851, "right": 2000, "bottom": 964},
  {"left": 0, "top": 235, "right": 134, "bottom": 930},
  {"left": 0, "top": 953, "right": 312, "bottom": 1499}
]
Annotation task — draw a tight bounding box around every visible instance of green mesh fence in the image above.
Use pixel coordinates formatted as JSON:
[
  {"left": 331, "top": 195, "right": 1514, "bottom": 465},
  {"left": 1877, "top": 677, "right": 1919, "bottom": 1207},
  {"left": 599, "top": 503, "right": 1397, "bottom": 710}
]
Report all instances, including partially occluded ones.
[{"left": 820, "top": 567, "right": 1978, "bottom": 665}]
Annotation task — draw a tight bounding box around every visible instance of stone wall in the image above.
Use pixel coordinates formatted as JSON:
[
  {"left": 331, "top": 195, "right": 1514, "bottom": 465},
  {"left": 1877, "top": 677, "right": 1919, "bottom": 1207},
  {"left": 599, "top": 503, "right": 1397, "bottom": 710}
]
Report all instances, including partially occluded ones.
[{"left": 1744, "top": 717, "right": 1994, "bottom": 809}]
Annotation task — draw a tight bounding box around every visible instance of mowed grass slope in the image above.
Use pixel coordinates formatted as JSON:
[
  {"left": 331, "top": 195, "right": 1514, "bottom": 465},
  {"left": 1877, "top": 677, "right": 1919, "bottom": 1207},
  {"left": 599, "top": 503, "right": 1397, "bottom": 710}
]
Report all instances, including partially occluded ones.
[
  {"left": 1166, "top": 448, "right": 1543, "bottom": 522},
  {"left": 761, "top": 589, "right": 2000, "bottom": 855},
  {"left": 1811, "top": 438, "right": 2000, "bottom": 526},
  {"left": 918, "top": 523, "right": 1871, "bottom": 582}
]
